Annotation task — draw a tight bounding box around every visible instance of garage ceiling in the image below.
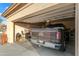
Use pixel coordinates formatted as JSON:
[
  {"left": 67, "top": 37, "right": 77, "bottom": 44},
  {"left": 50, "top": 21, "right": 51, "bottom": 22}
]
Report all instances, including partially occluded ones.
[{"left": 15, "top": 3, "right": 75, "bottom": 23}]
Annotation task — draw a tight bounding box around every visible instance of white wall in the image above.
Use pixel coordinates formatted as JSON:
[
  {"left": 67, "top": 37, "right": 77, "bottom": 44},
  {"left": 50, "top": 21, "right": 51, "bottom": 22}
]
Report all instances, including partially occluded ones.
[
  {"left": 15, "top": 25, "right": 25, "bottom": 41},
  {"left": 15, "top": 24, "right": 29, "bottom": 41}
]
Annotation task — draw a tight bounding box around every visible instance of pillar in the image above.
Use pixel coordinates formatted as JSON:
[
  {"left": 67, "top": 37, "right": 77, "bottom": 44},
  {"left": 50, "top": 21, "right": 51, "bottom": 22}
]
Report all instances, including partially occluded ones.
[
  {"left": 7, "top": 21, "right": 14, "bottom": 44},
  {"left": 75, "top": 3, "right": 79, "bottom": 56}
]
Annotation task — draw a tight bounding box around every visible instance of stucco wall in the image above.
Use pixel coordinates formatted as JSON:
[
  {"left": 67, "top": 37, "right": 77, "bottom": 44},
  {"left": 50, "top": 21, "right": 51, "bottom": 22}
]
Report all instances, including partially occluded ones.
[{"left": 7, "top": 21, "right": 14, "bottom": 43}]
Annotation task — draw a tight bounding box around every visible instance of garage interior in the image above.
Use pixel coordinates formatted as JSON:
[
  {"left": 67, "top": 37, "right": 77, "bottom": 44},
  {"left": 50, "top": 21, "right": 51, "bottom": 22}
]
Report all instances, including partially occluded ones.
[
  {"left": 12, "top": 4, "right": 75, "bottom": 56},
  {"left": 1, "top": 3, "right": 75, "bottom": 56}
]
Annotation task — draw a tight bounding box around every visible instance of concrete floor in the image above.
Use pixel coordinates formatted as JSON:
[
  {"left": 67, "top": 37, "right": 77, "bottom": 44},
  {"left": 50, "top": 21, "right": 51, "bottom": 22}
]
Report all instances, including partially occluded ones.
[
  {"left": 16, "top": 39, "right": 75, "bottom": 56},
  {"left": 0, "top": 43, "right": 39, "bottom": 56},
  {"left": 0, "top": 39, "right": 74, "bottom": 56}
]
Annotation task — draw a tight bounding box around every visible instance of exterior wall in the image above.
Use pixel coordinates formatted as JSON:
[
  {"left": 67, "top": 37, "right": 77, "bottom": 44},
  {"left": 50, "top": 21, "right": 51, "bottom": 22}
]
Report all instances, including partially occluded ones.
[{"left": 7, "top": 21, "right": 14, "bottom": 44}]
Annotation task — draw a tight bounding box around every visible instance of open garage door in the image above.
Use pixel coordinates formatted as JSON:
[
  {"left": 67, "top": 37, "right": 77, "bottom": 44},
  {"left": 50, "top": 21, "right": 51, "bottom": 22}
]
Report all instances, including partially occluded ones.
[
  {"left": 13, "top": 3, "right": 75, "bottom": 56},
  {"left": 1, "top": 3, "right": 75, "bottom": 56}
]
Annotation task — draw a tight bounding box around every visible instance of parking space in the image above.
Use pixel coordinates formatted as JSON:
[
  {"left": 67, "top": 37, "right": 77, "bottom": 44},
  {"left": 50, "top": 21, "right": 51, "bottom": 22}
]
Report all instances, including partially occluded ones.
[
  {"left": 16, "top": 39, "right": 75, "bottom": 56},
  {"left": 1, "top": 3, "right": 75, "bottom": 56}
]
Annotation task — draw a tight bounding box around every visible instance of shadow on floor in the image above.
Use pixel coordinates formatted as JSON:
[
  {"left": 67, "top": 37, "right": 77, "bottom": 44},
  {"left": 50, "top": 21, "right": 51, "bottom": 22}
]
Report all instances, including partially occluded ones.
[{"left": 16, "top": 39, "right": 75, "bottom": 56}]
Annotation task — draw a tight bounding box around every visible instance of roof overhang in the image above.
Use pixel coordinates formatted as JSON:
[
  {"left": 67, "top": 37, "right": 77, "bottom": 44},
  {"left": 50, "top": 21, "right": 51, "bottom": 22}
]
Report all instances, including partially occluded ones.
[
  {"left": 2, "top": 3, "right": 75, "bottom": 23},
  {"left": 14, "top": 3, "right": 75, "bottom": 23},
  {"left": 2, "top": 3, "right": 30, "bottom": 18}
]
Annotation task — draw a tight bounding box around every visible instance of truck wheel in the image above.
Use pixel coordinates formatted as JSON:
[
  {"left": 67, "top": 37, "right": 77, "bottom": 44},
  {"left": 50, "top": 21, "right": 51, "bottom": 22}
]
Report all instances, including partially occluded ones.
[{"left": 60, "top": 45, "right": 66, "bottom": 52}]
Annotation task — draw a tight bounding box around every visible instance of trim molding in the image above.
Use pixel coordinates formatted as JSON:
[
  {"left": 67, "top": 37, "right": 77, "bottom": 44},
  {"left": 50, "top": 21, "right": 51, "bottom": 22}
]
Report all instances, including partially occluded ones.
[{"left": 7, "top": 3, "right": 33, "bottom": 19}]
